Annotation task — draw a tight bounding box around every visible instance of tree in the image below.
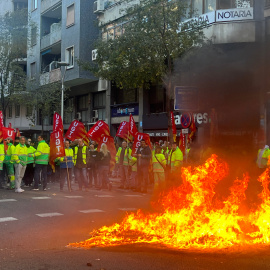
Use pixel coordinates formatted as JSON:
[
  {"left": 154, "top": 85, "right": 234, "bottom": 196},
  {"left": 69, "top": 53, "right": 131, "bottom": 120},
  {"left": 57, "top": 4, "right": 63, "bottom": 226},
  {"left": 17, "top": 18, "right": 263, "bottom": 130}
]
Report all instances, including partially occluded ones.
[
  {"left": 0, "top": 8, "right": 28, "bottom": 125},
  {"left": 82, "top": 0, "right": 205, "bottom": 142}
]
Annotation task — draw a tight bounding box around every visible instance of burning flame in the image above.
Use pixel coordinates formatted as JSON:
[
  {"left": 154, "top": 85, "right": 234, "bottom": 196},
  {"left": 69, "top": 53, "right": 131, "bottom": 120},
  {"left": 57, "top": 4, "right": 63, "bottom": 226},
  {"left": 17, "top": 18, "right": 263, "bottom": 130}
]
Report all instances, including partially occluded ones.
[{"left": 68, "top": 155, "right": 270, "bottom": 250}]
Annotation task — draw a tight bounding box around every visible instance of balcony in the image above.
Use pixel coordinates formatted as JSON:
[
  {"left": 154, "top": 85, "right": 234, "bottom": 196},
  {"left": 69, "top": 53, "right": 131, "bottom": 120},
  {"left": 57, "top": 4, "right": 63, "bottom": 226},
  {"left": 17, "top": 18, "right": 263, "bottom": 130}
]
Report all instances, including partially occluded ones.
[
  {"left": 40, "top": 22, "right": 61, "bottom": 50},
  {"left": 41, "top": 0, "right": 62, "bottom": 14},
  {"left": 40, "top": 68, "right": 61, "bottom": 86}
]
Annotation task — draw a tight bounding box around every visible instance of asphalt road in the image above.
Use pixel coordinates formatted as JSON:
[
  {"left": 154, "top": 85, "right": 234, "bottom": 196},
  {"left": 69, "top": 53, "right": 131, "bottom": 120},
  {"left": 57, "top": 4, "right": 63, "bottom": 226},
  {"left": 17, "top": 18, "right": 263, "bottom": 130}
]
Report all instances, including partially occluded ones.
[{"left": 1, "top": 181, "right": 270, "bottom": 270}]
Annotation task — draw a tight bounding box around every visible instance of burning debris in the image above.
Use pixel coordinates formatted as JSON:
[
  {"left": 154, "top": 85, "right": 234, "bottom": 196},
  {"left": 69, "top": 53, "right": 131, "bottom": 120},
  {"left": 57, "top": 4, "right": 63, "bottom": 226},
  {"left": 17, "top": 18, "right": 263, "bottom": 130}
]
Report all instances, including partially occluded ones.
[{"left": 68, "top": 155, "right": 270, "bottom": 250}]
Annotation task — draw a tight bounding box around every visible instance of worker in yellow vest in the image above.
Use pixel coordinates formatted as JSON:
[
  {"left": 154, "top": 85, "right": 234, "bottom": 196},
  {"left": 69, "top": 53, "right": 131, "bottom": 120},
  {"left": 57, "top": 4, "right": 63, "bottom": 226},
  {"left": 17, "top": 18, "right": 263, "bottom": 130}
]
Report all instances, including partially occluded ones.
[
  {"left": 0, "top": 141, "right": 5, "bottom": 189},
  {"left": 152, "top": 146, "right": 166, "bottom": 190},
  {"left": 257, "top": 145, "right": 270, "bottom": 169},
  {"left": 170, "top": 142, "right": 183, "bottom": 172},
  {"left": 74, "top": 138, "right": 90, "bottom": 191},
  {"left": 4, "top": 137, "right": 16, "bottom": 189}
]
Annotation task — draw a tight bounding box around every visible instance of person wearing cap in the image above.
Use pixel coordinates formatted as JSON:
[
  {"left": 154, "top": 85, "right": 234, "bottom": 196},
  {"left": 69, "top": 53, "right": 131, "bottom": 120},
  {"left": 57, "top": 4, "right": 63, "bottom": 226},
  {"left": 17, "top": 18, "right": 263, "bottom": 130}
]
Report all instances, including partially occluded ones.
[
  {"left": 29, "top": 135, "right": 50, "bottom": 191},
  {"left": 0, "top": 140, "right": 5, "bottom": 189},
  {"left": 12, "top": 136, "right": 28, "bottom": 193},
  {"left": 4, "top": 137, "right": 15, "bottom": 189}
]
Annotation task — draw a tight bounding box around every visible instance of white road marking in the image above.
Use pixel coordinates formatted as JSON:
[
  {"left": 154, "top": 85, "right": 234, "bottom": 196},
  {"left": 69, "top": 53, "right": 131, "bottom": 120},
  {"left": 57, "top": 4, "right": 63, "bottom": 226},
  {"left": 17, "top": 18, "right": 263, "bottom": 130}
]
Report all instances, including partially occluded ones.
[
  {"left": 0, "top": 199, "right": 17, "bottom": 202},
  {"left": 36, "top": 213, "right": 64, "bottom": 217},
  {"left": 79, "top": 209, "right": 105, "bottom": 213},
  {"left": 124, "top": 195, "right": 143, "bottom": 197},
  {"left": 95, "top": 195, "right": 114, "bottom": 198},
  {"left": 32, "top": 197, "right": 51, "bottom": 200},
  {"left": 118, "top": 208, "right": 137, "bottom": 211},
  {"left": 65, "top": 196, "right": 83, "bottom": 199},
  {"left": 0, "top": 217, "right": 18, "bottom": 222}
]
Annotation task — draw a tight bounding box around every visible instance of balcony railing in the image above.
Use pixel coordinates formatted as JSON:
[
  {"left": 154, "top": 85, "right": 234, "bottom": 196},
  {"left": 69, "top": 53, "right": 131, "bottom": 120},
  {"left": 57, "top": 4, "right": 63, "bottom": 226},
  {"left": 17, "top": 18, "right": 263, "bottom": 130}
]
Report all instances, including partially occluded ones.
[
  {"left": 41, "top": 0, "right": 61, "bottom": 14},
  {"left": 40, "top": 22, "right": 61, "bottom": 50},
  {"left": 40, "top": 68, "right": 61, "bottom": 86}
]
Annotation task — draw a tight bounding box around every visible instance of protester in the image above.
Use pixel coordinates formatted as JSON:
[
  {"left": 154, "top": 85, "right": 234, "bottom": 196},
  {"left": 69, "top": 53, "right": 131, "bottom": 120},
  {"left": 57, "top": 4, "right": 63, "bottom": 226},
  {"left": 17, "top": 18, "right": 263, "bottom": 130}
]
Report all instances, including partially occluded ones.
[
  {"left": 116, "top": 141, "right": 131, "bottom": 189},
  {"left": 257, "top": 145, "right": 270, "bottom": 169},
  {"left": 0, "top": 141, "right": 5, "bottom": 189},
  {"left": 152, "top": 145, "right": 166, "bottom": 190},
  {"left": 135, "top": 139, "right": 152, "bottom": 193},
  {"left": 170, "top": 142, "right": 183, "bottom": 172},
  {"left": 59, "top": 140, "right": 74, "bottom": 191},
  {"left": 88, "top": 142, "right": 99, "bottom": 188},
  {"left": 74, "top": 138, "right": 90, "bottom": 191},
  {"left": 4, "top": 137, "right": 15, "bottom": 189},
  {"left": 24, "top": 139, "right": 36, "bottom": 187},
  {"left": 14, "top": 137, "right": 20, "bottom": 146},
  {"left": 29, "top": 135, "right": 50, "bottom": 191},
  {"left": 97, "top": 143, "right": 111, "bottom": 189},
  {"left": 13, "top": 136, "right": 28, "bottom": 193}
]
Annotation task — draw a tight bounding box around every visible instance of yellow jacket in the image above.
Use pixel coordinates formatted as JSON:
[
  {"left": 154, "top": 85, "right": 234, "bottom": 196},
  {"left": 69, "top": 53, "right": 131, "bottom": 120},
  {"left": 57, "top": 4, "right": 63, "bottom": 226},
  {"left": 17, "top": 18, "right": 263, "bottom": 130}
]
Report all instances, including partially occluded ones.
[
  {"left": 152, "top": 153, "right": 166, "bottom": 173},
  {"left": 171, "top": 147, "right": 183, "bottom": 171},
  {"left": 116, "top": 147, "right": 131, "bottom": 166}
]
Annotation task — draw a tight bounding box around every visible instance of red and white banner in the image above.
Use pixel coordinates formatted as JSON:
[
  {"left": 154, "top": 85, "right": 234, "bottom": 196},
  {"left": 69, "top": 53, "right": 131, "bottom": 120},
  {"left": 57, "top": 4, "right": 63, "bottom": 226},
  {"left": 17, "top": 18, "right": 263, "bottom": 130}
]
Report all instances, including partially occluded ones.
[
  {"left": 65, "top": 120, "right": 89, "bottom": 145},
  {"left": 15, "top": 128, "right": 21, "bottom": 138},
  {"left": 53, "top": 112, "right": 63, "bottom": 133},
  {"left": 87, "top": 120, "right": 110, "bottom": 143},
  {"left": 116, "top": 121, "right": 129, "bottom": 141},
  {"left": 170, "top": 111, "right": 177, "bottom": 142},
  {"left": 97, "top": 135, "right": 117, "bottom": 170},
  {"left": 188, "top": 115, "right": 196, "bottom": 143},
  {"left": 3, "top": 127, "right": 15, "bottom": 141},
  {"left": 132, "top": 132, "right": 151, "bottom": 156},
  {"left": 8, "top": 123, "right": 12, "bottom": 128},
  {"left": 179, "top": 130, "right": 185, "bottom": 154},
  {"left": 50, "top": 130, "right": 65, "bottom": 172},
  {"left": 128, "top": 114, "right": 138, "bottom": 140},
  {"left": 0, "top": 111, "right": 3, "bottom": 142}
]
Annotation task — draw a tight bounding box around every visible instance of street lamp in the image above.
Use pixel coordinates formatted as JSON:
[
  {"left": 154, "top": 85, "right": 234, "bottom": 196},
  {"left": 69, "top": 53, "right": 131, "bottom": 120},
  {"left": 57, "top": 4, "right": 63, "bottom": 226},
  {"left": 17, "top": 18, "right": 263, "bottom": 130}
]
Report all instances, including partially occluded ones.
[{"left": 57, "top": 61, "right": 69, "bottom": 122}]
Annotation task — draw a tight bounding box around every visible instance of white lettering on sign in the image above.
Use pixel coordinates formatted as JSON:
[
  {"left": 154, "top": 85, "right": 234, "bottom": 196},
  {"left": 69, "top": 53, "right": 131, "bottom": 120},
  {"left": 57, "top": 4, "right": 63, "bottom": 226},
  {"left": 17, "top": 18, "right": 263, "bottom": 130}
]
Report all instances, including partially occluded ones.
[
  {"left": 216, "top": 8, "right": 253, "bottom": 22},
  {"left": 102, "top": 136, "right": 108, "bottom": 143},
  {"left": 118, "top": 122, "right": 126, "bottom": 135},
  {"left": 175, "top": 113, "right": 209, "bottom": 126},
  {"left": 7, "top": 130, "right": 13, "bottom": 137},
  {"left": 69, "top": 121, "right": 79, "bottom": 136},
  {"left": 88, "top": 121, "right": 105, "bottom": 137}
]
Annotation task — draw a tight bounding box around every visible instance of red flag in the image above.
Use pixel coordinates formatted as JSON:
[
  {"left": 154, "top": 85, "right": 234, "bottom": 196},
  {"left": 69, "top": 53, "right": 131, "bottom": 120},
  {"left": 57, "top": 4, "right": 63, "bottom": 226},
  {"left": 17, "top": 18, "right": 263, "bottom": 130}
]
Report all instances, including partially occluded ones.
[
  {"left": 132, "top": 132, "right": 151, "bottom": 156},
  {"left": 97, "top": 135, "right": 116, "bottom": 171},
  {"left": 87, "top": 120, "right": 110, "bottom": 143},
  {"left": 8, "top": 123, "right": 12, "bottom": 128},
  {"left": 15, "top": 128, "right": 21, "bottom": 137},
  {"left": 116, "top": 121, "right": 129, "bottom": 141},
  {"left": 3, "top": 127, "right": 15, "bottom": 141},
  {"left": 128, "top": 114, "right": 138, "bottom": 141},
  {"left": 65, "top": 120, "right": 89, "bottom": 145},
  {"left": 170, "top": 111, "right": 177, "bottom": 142},
  {"left": 53, "top": 112, "right": 63, "bottom": 132},
  {"left": 179, "top": 130, "right": 185, "bottom": 154},
  {"left": 188, "top": 115, "right": 196, "bottom": 143},
  {"left": 49, "top": 130, "right": 65, "bottom": 172}
]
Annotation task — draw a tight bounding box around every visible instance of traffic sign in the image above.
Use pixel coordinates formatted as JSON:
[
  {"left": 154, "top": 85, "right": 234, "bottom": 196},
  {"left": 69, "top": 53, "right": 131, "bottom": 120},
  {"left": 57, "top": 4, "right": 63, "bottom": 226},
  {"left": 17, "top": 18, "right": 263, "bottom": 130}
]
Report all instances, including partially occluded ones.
[{"left": 181, "top": 113, "right": 191, "bottom": 128}]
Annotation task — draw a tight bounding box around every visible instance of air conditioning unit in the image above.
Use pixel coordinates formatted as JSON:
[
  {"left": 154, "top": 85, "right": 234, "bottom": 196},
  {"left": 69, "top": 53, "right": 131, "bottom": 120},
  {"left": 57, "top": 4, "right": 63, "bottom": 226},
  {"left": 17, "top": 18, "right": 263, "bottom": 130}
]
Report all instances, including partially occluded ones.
[
  {"left": 93, "top": 0, "right": 104, "bottom": 14},
  {"left": 98, "top": 79, "right": 108, "bottom": 91},
  {"left": 49, "top": 61, "right": 57, "bottom": 71},
  {"left": 92, "top": 110, "right": 99, "bottom": 122},
  {"left": 92, "top": 49, "right": 98, "bottom": 61}
]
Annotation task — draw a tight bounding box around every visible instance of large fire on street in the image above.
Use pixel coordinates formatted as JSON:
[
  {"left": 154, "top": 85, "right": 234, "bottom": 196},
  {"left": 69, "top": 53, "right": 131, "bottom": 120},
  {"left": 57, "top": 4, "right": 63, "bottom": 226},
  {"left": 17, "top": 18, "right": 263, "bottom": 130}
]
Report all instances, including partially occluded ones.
[{"left": 68, "top": 155, "right": 270, "bottom": 250}]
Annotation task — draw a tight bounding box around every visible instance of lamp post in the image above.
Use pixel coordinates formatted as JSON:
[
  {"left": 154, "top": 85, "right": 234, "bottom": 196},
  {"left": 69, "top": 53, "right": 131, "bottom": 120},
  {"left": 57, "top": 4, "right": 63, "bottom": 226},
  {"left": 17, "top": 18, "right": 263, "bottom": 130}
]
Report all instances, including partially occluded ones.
[{"left": 57, "top": 61, "right": 69, "bottom": 121}]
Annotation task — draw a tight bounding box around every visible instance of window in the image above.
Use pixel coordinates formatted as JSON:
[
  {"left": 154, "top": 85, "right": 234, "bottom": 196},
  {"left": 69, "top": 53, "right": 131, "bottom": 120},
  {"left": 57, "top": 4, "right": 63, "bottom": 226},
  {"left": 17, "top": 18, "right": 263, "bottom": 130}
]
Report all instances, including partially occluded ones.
[
  {"left": 66, "top": 4, "right": 75, "bottom": 27},
  {"left": 31, "top": 27, "right": 37, "bottom": 46},
  {"left": 15, "top": 105, "right": 20, "bottom": 117},
  {"left": 93, "top": 92, "right": 106, "bottom": 121},
  {"left": 65, "top": 46, "right": 74, "bottom": 68},
  {"left": 77, "top": 95, "right": 88, "bottom": 111},
  {"left": 205, "top": 0, "right": 216, "bottom": 12},
  {"left": 26, "top": 105, "right": 33, "bottom": 117},
  {"left": 7, "top": 106, "right": 12, "bottom": 118},
  {"left": 149, "top": 86, "right": 166, "bottom": 113},
  {"left": 192, "top": 0, "right": 203, "bottom": 15},
  {"left": 30, "top": 62, "right": 36, "bottom": 79},
  {"left": 32, "top": 0, "right": 37, "bottom": 11}
]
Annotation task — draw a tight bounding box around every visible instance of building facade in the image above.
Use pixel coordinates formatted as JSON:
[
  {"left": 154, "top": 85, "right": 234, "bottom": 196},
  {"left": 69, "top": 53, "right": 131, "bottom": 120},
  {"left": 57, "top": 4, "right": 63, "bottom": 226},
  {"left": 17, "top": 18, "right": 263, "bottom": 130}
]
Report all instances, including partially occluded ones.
[
  {"left": 95, "top": 0, "right": 270, "bottom": 148},
  {"left": 27, "top": 0, "right": 104, "bottom": 138}
]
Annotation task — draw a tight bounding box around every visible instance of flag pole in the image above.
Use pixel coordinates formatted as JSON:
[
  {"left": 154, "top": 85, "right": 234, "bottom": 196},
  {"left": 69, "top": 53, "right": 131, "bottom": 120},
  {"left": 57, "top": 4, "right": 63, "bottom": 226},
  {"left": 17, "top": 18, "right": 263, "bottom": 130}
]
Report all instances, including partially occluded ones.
[{"left": 65, "top": 159, "right": 71, "bottom": 192}]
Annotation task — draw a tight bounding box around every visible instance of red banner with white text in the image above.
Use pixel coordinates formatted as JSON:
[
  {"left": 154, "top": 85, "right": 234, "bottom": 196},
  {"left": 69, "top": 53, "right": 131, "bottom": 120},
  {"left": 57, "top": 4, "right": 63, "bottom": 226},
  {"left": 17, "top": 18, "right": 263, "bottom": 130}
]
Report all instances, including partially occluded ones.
[
  {"left": 65, "top": 120, "right": 89, "bottom": 145},
  {"left": 53, "top": 112, "right": 63, "bottom": 133},
  {"left": 3, "top": 127, "right": 15, "bottom": 141},
  {"left": 131, "top": 132, "right": 151, "bottom": 156},
  {"left": 87, "top": 120, "right": 110, "bottom": 143},
  {"left": 128, "top": 114, "right": 138, "bottom": 141},
  {"left": 116, "top": 121, "right": 129, "bottom": 141}
]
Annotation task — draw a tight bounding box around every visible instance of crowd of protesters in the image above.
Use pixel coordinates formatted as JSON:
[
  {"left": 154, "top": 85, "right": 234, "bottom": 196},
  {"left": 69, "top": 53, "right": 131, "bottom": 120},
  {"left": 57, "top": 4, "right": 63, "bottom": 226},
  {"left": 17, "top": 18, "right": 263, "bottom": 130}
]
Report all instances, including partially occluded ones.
[{"left": 0, "top": 134, "right": 189, "bottom": 194}]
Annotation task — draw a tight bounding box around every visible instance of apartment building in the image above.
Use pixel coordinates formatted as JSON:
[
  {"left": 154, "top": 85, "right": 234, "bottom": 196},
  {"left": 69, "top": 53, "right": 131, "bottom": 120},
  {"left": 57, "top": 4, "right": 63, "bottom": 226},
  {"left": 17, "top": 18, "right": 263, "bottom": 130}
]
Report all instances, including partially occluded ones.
[
  {"left": 27, "top": 0, "right": 103, "bottom": 137},
  {"left": 94, "top": 0, "right": 270, "bottom": 148}
]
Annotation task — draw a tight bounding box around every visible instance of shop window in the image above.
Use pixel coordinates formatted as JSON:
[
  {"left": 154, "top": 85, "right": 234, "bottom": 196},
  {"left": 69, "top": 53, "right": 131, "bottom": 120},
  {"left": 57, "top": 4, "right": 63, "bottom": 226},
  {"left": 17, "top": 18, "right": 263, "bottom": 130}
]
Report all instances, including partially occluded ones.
[
  {"left": 113, "top": 87, "right": 138, "bottom": 105},
  {"left": 192, "top": 0, "right": 203, "bottom": 15},
  {"left": 93, "top": 92, "right": 106, "bottom": 121},
  {"left": 149, "top": 86, "right": 166, "bottom": 113},
  {"left": 205, "top": 0, "right": 216, "bottom": 12},
  {"left": 66, "top": 4, "right": 75, "bottom": 27}
]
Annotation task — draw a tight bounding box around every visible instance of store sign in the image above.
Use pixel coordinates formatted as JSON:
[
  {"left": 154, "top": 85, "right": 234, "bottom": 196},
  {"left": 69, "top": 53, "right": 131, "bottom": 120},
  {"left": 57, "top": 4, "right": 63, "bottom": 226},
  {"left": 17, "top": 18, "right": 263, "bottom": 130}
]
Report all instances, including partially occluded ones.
[
  {"left": 111, "top": 104, "right": 139, "bottom": 117},
  {"left": 216, "top": 8, "right": 253, "bottom": 22}
]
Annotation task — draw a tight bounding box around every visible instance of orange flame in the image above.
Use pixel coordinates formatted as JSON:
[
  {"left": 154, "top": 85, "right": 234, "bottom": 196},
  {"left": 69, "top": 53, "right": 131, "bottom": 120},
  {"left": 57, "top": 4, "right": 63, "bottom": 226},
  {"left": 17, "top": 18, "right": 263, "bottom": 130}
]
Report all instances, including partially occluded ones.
[{"left": 68, "top": 155, "right": 270, "bottom": 250}]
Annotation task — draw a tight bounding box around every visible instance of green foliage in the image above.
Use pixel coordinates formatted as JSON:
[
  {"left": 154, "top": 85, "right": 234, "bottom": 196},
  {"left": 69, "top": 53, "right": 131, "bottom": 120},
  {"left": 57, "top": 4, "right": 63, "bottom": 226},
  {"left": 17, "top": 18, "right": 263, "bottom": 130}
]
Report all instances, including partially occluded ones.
[{"left": 83, "top": 0, "right": 205, "bottom": 90}]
